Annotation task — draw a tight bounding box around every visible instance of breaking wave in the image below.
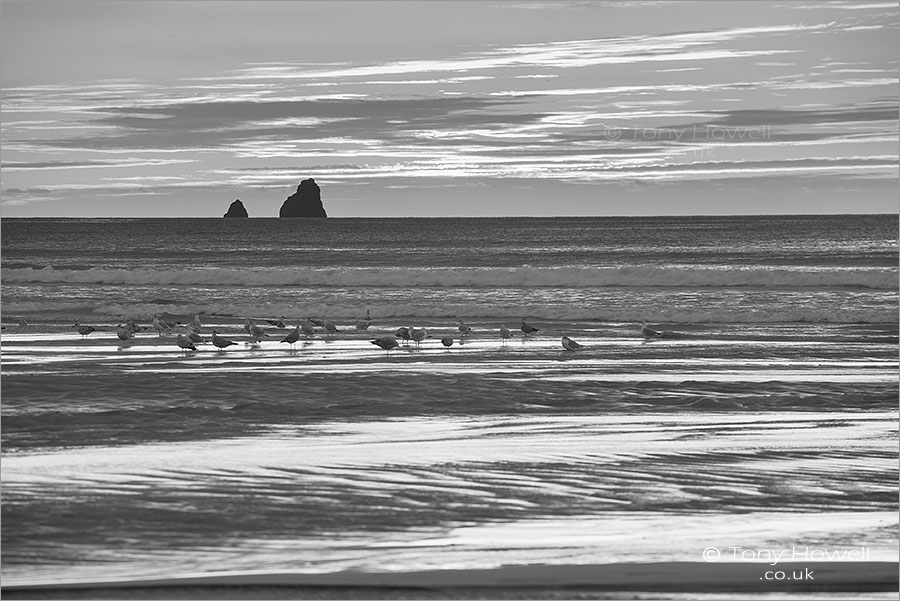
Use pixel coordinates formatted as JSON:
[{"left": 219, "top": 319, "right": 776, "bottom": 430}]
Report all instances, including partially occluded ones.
[
  {"left": 3, "top": 265, "right": 896, "bottom": 289},
  {"left": 3, "top": 300, "right": 896, "bottom": 325}
]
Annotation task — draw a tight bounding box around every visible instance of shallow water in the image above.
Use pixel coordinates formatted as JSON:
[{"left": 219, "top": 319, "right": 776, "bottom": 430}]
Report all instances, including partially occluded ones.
[
  {"left": 3, "top": 408, "right": 897, "bottom": 584},
  {"left": 2, "top": 319, "right": 897, "bottom": 587},
  {"left": 2, "top": 215, "right": 897, "bottom": 590}
]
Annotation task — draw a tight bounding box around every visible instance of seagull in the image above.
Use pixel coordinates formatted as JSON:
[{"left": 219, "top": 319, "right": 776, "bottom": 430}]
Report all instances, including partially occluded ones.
[
  {"left": 72, "top": 323, "right": 96, "bottom": 338},
  {"left": 192, "top": 314, "right": 203, "bottom": 332},
  {"left": 211, "top": 330, "right": 237, "bottom": 350},
  {"left": 355, "top": 309, "right": 371, "bottom": 330},
  {"left": 115, "top": 324, "right": 133, "bottom": 342},
  {"left": 301, "top": 319, "right": 316, "bottom": 338},
  {"left": 125, "top": 319, "right": 144, "bottom": 335},
  {"left": 280, "top": 325, "right": 301, "bottom": 348},
  {"left": 561, "top": 336, "right": 583, "bottom": 351},
  {"left": 267, "top": 316, "right": 287, "bottom": 328},
  {"left": 249, "top": 323, "right": 268, "bottom": 344},
  {"left": 176, "top": 334, "right": 197, "bottom": 355},
  {"left": 441, "top": 337, "right": 454, "bottom": 349},
  {"left": 243, "top": 317, "right": 253, "bottom": 336},
  {"left": 323, "top": 318, "right": 339, "bottom": 337},
  {"left": 640, "top": 321, "right": 664, "bottom": 338},
  {"left": 395, "top": 326, "right": 411, "bottom": 345},
  {"left": 152, "top": 316, "right": 171, "bottom": 337},
  {"left": 187, "top": 327, "right": 205, "bottom": 345},
  {"left": 457, "top": 320, "right": 472, "bottom": 337},
  {"left": 308, "top": 317, "right": 324, "bottom": 327},
  {"left": 410, "top": 326, "right": 427, "bottom": 348},
  {"left": 521, "top": 319, "right": 540, "bottom": 336},
  {"left": 371, "top": 336, "right": 399, "bottom": 353},
  {"left": 500, "top": 324, "right": 511, "bottom": 344}
]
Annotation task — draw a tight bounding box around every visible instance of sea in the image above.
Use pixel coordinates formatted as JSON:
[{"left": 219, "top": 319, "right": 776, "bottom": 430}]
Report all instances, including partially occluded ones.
[{"left": 1, "top": 215, "right": 898, "bottom": 596}]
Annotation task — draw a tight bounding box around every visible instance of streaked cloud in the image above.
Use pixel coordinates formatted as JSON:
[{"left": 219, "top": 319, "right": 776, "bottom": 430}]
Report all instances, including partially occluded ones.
[
  {"left": 1, "top": 0, "right": 897, "bottom": 215},
  {"left": 2, "top": 159, "right": 196, "bottom": 171}
]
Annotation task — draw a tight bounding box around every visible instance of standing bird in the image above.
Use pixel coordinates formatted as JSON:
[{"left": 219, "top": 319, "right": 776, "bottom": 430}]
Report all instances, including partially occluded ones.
[
  {"left": 301, "top": 319, "right": 316, "bottom": 338},
  {"left": 187, "top": 326, "right": 205, "bottom": 345},
  {"left": 267, "top": 316, "right": 287, "bottom": 328},
  {"left": 72, "top": 323, "right": 96, "bottom": 338},
  {"left": 323, "top": 318, "right": 339, "bottom": 337},
  {"left": 192, "top": 314, "right": 203, "bottom": 332},
  {"left": 249, "top": 322, "right": 268, "bottom": 344},
  {"left": 521, "top": 319, "right": 540, "bottom": 336},
  {"left": 243, "top": 317, "right": 254, "bottom": 336},
  {"left": 153, "top": 316, "right": 171, "bottom": 337},
  {"left": 355, "top": 309, "right": 372, "bottom": 331},
  {"left": 457, "top": 320, "right": 472, "bottom": 337},
  {"left": 395, "top": 326, "right": 411, "bottom": 346},
  {"left": 115, "top": 324, "right": 133, "bottom": 342},
  {"left": 561, "top": 336, "right": 583, "bottom": 351},
  {"left": 176, "top": 334, "right": 197, "bottom": 355},
  {"left": 211, "top": 330, "right": 237, "bottom": 350},
  {"left": 410, "top": 326, "right": 428, "bottom": 348},
  {"left": 125, "top": 319, "right": 144, "bottom": 336},
  {"left": 441, "top": 337, "right": 454, "bottom": 349},
  {"left": 280, "top": 325, "right": 301, "bottom": 349},
  {"left": 371, "top": 337, "right": 399, "bottom": 353},
  {"left": 640, "top": 321, "right": 664, "bottom": 338},
  {"left": 500, "top": 324, "right": 511, "bottom": 344}
]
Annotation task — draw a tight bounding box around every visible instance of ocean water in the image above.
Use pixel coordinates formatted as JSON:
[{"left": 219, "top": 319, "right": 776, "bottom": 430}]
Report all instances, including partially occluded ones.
[{"left": 1, "top": 215, "right": 898, "bottom": 592}]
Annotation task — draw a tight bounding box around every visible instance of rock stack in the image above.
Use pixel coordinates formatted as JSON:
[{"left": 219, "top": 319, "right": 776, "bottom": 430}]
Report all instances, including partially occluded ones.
[
  {"left": 223, "top": 199, "right": 249, "bottom": 218},
  {"left": 279, "top": 179, "right": 327, "bottom": 218}
]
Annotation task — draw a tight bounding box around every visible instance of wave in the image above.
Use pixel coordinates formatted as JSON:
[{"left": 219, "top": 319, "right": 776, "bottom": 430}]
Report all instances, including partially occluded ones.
[
  {"left": 4, "top": 300, "right": 896, "bottom": 324},
  {"left": 3, "top": 265, "right": 896, "bottom": 289}
]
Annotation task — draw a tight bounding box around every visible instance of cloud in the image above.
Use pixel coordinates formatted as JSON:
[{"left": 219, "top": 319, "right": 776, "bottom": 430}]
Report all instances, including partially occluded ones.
[
  {"left": 200, "top": 22, "right": 831, "bottom": 85},
  {"left": 2, "top": 160, "right": 112, "bottom": 170},
  {"left": 1, "top": 159, "right": 196, "bottom": 170},
  {"left": 1, "top": 1, "right": 896, "bottom": 216},
  {"left": 701, "top": 104, "right": 899, "bottom": 127},
  {"left": 32, "top": 97, "right": 546, "bottom": 153}
]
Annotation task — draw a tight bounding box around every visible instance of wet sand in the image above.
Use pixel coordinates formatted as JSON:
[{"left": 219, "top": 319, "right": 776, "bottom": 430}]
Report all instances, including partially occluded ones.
[
  {"left": 4, "top": 562, "right": 898, "bottom": 599},
  {"left": 3, "top": 322, "right": 897, "bottom": 596}
]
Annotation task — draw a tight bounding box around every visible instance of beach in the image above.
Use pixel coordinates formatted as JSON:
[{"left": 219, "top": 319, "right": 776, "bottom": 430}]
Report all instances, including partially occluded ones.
[
  {"left": 5, "top": 562, "right": 898, "bottom": 599},
  {"left": 1, "top": 215, "right": 897, "bottom": 597}
]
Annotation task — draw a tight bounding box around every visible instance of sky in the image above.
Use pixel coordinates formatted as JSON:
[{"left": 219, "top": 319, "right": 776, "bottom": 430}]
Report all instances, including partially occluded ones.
[{"left": 1, "top": 0, "right": 897, "bottom": 217}]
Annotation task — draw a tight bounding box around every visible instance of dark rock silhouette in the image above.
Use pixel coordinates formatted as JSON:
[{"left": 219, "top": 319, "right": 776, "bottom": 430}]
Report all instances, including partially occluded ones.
[
  {"left": 223, "top": 199, "right": 249, "bottom": 218},
  {"left": 279, "top": 179, "right": 327, "bottom": 218}
]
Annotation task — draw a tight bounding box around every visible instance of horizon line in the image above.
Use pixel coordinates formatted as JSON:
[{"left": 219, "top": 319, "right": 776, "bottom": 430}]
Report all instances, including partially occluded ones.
[{"left": 2, "top": 212, "right": 896, "bottom": 220}]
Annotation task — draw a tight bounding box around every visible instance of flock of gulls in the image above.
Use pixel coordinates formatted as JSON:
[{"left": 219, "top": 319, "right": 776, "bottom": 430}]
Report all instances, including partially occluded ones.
[{"left": 62, "top": 313, "right": 675, "bottom": 356}]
